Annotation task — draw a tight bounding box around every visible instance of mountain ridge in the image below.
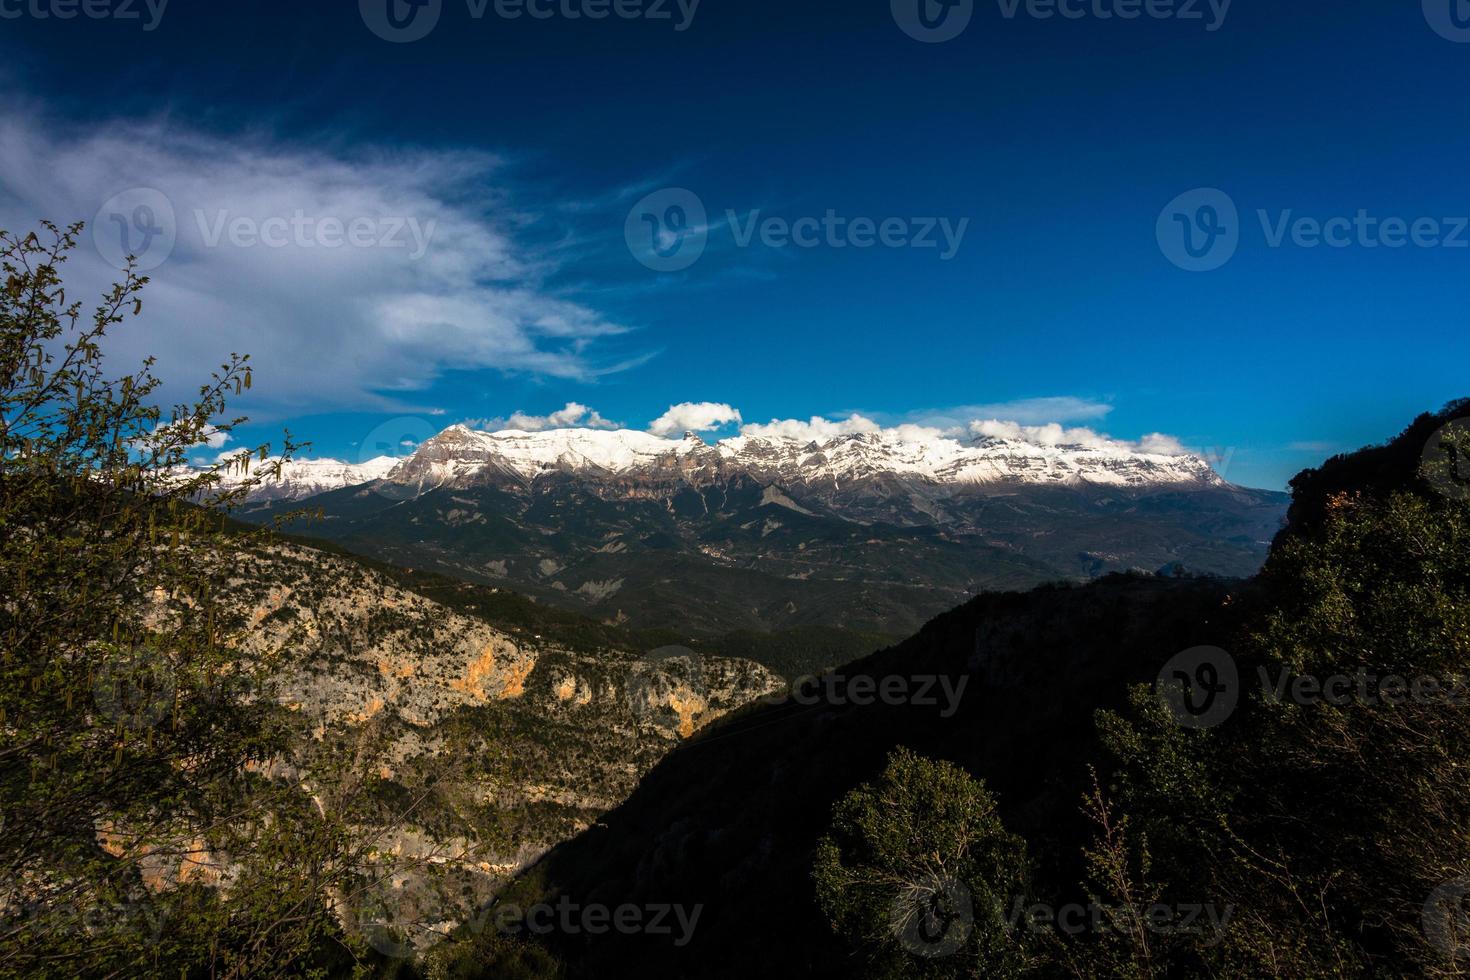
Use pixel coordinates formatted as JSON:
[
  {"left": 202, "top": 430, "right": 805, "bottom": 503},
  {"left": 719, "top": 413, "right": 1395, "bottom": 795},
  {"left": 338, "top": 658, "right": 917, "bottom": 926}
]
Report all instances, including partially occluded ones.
[
  {"left": 213, "top": 422, "right": 1234, "bottom": 506},
  {"left": 220, "top": 423, "right": 1285, "bottom": 638}
]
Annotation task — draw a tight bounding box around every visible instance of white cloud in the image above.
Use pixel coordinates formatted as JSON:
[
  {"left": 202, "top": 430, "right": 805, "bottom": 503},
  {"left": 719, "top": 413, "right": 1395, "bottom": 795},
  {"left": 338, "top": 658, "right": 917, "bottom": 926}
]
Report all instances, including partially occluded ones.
[
  {"left": 911, "top": 397, "right": 1114, "bottom": 429},
  {"left": 738, "top": 414, "right": 883, "bottom": 442},
  {"left": 968, "top": 420, "right": 1190, "bottom": 456},
  {"left": 145, "top": 421, "right": 229, "bottom": 451},
  {"left": 0, "top": 110, "right": 632, "bottom": 416},
  {"left": 735, "top": 408, "right": 1192, "bottom": 456},
  {"left": 648, "top": 402, "right": 743, "bottom": 437},
  {"left": 1136, "top": 432, "right": 1189, "bottom": 456},
  {"left": 469, "top": 402, "right": 619, "bottom": 432},
  {"left": 198, "top": 425, "right": 230, "bottom": 450}
]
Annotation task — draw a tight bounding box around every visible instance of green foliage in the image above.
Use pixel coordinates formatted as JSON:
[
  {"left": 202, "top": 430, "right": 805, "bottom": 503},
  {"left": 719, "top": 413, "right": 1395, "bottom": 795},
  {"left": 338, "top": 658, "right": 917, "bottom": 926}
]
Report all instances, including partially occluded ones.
[
  {"left": 0, "top": 223, "right": 353, "bottom": 977},
  {"left": 813, "top": 747, "right": 1034, "bottom": 978},
  {"left": 425, "top": 930, "right": 565, "bottom": 980},
  {"left": 1098, "top": 480, "right": 1470, "bottom": 976}
]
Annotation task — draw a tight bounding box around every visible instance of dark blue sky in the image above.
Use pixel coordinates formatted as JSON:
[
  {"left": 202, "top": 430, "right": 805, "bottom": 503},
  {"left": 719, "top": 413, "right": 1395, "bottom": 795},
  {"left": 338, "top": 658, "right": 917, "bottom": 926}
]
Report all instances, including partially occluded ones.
[{"left": 3, "top": 0, "right": 1467, "bottom": 488}]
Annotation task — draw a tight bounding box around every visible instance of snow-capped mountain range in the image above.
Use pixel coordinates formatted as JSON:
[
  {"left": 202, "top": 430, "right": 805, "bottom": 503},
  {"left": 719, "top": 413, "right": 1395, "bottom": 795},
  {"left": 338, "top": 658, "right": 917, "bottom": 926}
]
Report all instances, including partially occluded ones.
[
  {"left": 216, "top": 422, "right": 1227, "bottom": 504},
  {"left": 218, "top": 422, "right": 1286, "bottom": 637},
  {"left": 209, "top": 455, "right": 399, "bottom": 504}
]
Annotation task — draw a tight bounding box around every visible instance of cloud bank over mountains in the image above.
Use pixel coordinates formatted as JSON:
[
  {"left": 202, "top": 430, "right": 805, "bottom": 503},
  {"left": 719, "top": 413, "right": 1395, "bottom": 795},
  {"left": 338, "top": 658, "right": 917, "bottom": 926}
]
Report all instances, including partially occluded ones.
[{"left": 453, "top": 400, "right": 1194, "bottom": 458}]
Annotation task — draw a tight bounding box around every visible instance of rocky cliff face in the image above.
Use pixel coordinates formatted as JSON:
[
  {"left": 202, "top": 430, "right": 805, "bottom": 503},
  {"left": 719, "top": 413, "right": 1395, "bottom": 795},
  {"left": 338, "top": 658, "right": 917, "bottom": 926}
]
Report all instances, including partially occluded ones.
[{"left": 143, "top": 539, "right": 781, "bottom": 958}]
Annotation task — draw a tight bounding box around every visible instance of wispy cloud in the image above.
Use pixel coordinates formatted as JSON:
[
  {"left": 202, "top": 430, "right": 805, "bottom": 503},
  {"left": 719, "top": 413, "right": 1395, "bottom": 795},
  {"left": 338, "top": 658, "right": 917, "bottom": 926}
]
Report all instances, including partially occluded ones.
[
  {"left": 905, "top": 396, "right": 1114, "bottom": 429},
  {"left": 466, "top": 402, "right": 619, "bottom": 432},
  {"left": 0, "top": 110, "right": 640, "bottom": 416}
]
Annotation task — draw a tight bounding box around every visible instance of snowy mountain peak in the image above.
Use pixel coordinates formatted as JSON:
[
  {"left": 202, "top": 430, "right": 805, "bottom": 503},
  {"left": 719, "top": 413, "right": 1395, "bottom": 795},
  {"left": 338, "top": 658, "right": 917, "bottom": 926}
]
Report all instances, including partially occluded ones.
[
  {"left": 382, "top": 423, "right": 1226, "bottom": 492},
  {"left": 216, "top": 420, "right": 1230, "bottom": 506},
  {"left": 203, "top": 455, "right": 399, "bottom": 504}
]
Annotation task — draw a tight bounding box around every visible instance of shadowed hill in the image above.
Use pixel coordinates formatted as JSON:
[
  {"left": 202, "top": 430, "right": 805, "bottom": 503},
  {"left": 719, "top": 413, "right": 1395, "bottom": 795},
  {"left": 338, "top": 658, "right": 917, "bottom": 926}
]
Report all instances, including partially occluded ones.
[
  {"left": 459, "top": 399, "right": 1470, "bottom": 979},
  {"left": 508, "top": 574, "right": 1236, "bottom": 978}
]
